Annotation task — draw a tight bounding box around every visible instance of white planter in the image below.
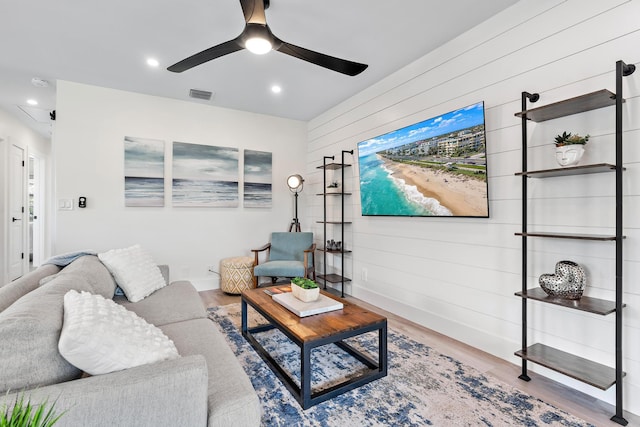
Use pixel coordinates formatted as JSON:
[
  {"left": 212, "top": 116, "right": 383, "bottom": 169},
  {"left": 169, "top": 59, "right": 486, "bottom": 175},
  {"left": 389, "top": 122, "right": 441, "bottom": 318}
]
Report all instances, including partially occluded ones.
[
  {"left": 555, "top": 144, "right": 585, "bottom": 167},
  {"left": 291, "top": 285, "right": 320, "bottom": 302}
]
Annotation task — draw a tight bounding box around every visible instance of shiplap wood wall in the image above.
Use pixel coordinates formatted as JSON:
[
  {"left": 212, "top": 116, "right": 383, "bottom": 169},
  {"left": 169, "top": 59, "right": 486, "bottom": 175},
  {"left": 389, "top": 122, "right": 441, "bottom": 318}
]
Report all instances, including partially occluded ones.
[{"left": 305, "top": 0, "right": 640, "bottom": 415}]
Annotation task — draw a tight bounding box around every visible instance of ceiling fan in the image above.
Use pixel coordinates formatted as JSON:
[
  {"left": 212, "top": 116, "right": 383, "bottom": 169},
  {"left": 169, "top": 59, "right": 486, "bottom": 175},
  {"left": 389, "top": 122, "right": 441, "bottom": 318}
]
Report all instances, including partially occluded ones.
[{"left": 167, "top": 0, "right": 368, "bottom": 76}]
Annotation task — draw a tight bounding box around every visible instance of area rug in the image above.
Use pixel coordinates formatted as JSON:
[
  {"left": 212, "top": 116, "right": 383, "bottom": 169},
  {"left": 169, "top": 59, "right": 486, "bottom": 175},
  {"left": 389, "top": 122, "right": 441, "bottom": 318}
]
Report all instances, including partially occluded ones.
[{"left": 208, "top": 304, "right": 593, "bottom": 427}]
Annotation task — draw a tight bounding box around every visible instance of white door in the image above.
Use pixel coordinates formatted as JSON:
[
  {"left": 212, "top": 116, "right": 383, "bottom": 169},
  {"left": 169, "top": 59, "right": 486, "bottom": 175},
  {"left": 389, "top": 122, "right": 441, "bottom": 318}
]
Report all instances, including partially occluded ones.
[
  {"left": 8, "top": 144, "right": 26, "bottom": 280},
  {"left": 29, "top": 155, "right": 44, "bottom": 267}
]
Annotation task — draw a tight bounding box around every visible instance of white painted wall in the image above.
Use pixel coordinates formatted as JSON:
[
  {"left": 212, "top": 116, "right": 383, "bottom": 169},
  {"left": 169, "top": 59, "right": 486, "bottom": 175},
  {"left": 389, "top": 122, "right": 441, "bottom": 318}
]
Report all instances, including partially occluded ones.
[
  {"left": 307, "top": 0, "right": 640, "bottom": 416},
  {"left": 0, "top": 107, "right": 51, "bottom": 284},
  {"left": 52, "top": 81, "right": 307, "bottom": 290}
]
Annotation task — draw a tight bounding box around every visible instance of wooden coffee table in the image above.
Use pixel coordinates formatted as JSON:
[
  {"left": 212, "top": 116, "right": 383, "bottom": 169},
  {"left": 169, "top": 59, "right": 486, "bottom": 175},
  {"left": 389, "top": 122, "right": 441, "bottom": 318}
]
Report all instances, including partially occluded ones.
[{"left": 241, "top": 287, "right": 387, "bottom": 409}]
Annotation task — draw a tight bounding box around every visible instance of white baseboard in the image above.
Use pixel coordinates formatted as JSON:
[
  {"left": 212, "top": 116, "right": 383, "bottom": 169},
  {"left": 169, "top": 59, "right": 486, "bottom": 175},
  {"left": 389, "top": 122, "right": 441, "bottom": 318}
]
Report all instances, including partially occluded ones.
[
  {"left": 188, "top": 276, "right": 218, "bottom": 292},
  {"left": 351, "top": 284, "right": 517, "bottom": 362},
  {"left": 350, "top": 285, "right": 620, "bottom": 412}
]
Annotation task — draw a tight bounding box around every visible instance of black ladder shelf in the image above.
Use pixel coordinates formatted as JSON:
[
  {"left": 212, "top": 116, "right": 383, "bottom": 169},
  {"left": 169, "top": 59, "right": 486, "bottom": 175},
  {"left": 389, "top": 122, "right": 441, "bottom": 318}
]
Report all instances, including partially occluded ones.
[
  {"left": 514, "top": 60, "right": 634, "bottom": 426},
  {"left": 316, "top": 150, "right": 353, "bottom": 297}
]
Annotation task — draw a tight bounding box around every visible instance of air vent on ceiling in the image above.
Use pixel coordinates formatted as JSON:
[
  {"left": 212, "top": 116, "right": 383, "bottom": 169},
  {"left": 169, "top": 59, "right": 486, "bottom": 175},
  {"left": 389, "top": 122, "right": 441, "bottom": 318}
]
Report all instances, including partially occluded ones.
[{"left": 189, "top": 89, "right": 213, "bottom": 101}]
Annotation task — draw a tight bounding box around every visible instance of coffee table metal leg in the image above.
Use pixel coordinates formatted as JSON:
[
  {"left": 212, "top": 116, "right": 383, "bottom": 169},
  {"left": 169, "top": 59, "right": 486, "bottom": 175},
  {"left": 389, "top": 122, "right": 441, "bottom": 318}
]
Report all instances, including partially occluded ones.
[
  {"left": 241, "top": 298, "right": 248, "bottom": 335},
  {"left": 301, "top": 343, "right": 312, "bottom": 409},
  {"left": 380, "top": 321, "right": 388, "bottom": 376}
]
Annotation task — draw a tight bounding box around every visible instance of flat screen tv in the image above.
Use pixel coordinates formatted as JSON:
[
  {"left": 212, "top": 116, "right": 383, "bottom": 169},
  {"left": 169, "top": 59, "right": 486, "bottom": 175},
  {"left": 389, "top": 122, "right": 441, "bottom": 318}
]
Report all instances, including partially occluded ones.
[{"left": 357, "top": 101, "right": 489, "bottom": 218}]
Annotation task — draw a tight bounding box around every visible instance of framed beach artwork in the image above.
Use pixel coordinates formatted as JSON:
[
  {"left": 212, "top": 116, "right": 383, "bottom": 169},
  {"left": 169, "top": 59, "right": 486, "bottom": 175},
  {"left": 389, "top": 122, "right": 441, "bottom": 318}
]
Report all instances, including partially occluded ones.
[
  {"left": 357, "top": 101, "right": 489, "bottom": 218},
  {"left": 124, "top": 136, "right": 165, "bottom": 207},
  {"left": 243, "top": 149, "right": 272, "bottom": 208},
  {"left": 172, "top": 142, "right": 239, "bottom": 207}
]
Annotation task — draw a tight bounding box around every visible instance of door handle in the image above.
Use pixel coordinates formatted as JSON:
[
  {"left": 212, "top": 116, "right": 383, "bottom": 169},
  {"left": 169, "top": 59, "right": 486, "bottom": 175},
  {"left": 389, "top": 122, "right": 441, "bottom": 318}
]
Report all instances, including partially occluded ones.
[{"left": 12, "top": 217, "right": 21, "bottom": 222}]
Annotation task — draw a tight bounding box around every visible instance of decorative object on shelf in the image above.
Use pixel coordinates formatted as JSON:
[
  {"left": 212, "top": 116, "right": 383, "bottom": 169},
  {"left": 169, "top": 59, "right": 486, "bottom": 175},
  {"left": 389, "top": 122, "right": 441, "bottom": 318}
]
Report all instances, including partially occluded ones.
[
  {"left": 287, "top": 174, "right": 304, "bottom": 232},
  {"left": 290, "top": 277, "right": 320, "bottom": 302},
  {"left": 554, "top": 131, "right": 589, "bottom": 146},
  {"left": 327, "top": 181, "right": 339, "bottom": 189},
  {"left": 554, "top": 132, "right": 589, "bottom": 167},
  {"left": 539, "top": 260, "right": 586, "bottom": 300},
  {"left": 326, "top": 239, "right": 342, "bottom": 251}
]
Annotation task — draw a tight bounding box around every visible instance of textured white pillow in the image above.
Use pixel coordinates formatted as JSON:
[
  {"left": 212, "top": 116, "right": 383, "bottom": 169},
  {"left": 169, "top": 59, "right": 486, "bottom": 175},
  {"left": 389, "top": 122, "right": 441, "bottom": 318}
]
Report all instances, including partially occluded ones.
[
  {"left": 98, "top": 244, "right": 166, "bottom": 302},
  {"left": 58, "top": 290, "right": 179, "bottom": 375}
]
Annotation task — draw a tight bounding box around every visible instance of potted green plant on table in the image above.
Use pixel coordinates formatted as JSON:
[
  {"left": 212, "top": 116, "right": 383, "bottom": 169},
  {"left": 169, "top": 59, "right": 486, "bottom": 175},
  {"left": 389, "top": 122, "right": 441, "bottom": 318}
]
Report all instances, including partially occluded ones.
[
  {"left": 554, "top": 131, "right": 589, "bottom": 167},
  {"left": 1, "top": 394, "right": 64, "bottom": 427},
  {"left": 290, "top": 277, "right": 320, "bottom": 302}
]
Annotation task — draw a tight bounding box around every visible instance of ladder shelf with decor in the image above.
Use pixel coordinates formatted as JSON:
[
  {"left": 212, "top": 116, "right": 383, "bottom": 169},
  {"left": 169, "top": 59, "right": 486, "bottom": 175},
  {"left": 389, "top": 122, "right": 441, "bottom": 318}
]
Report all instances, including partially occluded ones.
[
  {"left": 514, "top": 60, "right": 634, "bottom": 426},
  {"left": 316, "top": 150, "right": 353, "bottom": 297}
]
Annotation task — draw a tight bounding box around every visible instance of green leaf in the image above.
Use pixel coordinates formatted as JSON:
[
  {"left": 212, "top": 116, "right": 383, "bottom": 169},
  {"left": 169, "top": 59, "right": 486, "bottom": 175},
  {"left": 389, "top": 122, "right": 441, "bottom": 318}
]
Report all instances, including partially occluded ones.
[
  {"left": 291, "top": 277, "right": 318, "bottom": 289},
  {"left": 0, "top": 395, "right": 64, "bottom": 427}
]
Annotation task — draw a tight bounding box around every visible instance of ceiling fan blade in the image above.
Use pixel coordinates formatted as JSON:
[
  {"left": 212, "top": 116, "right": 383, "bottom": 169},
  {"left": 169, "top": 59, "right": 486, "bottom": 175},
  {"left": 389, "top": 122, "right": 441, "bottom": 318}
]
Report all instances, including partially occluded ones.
[
  {"left": 239, "top": 0, "right": 267, "bottom": 25},
  {"left": 169, "top": 1, "right": 366, "bottom": 76},
  {"left": 167, "top": 39, "right": 243, "bottom": 73},
  {"left": 275, "top": 40, "right": 368, "bottom": 76}
]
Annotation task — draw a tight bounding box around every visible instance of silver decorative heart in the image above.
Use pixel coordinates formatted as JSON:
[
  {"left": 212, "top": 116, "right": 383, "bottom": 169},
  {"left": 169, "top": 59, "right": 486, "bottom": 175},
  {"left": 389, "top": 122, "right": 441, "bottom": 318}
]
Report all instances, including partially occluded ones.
[{"left": 539, "top": 260, "right": 586, "bottom": 300}]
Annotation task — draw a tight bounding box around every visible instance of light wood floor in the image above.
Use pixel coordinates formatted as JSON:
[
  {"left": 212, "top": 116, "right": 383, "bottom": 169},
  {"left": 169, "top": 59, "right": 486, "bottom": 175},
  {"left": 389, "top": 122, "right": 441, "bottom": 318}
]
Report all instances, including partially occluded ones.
[{"left": 200, "top": 289, "right": 639, "bottom": 426}]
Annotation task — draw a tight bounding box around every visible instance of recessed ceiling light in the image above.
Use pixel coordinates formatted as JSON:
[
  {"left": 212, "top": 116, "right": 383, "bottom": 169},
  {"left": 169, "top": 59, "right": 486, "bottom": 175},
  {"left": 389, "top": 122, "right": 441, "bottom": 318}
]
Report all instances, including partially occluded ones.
[
  {"left": 271, "top": 85, "right": 282, "bottom": 94},
  {"left": 26, "top": 99, "right": 38, "bottom": 106},
  {"left": 146, "top": 58, "right": 159, "bottom": 67}
]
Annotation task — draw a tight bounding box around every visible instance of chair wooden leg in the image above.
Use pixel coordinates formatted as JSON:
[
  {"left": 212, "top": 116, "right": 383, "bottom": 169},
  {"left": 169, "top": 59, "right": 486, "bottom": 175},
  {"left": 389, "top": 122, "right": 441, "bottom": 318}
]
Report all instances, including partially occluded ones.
[{"left": 304, "top": 267, "right": 316, "bottom": 281}]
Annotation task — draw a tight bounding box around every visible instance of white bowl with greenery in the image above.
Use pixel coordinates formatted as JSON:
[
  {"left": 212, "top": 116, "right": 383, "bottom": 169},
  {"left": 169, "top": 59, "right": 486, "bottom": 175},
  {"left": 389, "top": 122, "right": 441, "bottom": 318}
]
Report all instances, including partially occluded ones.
[{"left": 291, "top": 277, "right": 320, "bottom": 302}]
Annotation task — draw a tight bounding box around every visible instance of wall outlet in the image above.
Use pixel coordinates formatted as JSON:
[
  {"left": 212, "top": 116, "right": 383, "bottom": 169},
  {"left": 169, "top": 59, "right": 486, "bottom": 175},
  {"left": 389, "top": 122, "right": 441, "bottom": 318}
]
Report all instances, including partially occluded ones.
[{"left": 361, "top": 268, "right": 368, "bottom": 282}]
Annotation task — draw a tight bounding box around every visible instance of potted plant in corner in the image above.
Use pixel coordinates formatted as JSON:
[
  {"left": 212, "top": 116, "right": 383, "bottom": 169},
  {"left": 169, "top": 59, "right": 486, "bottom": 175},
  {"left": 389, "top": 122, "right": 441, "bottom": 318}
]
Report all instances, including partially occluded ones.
[
  {"left": 290, "top": 277, "right": 320, "bottom": 302},
  {"left": 554, "top": 131, "right": 589, "bottom": 167},
  {"left": 0, "top": 394, "right": 64, "bottom": 427}
]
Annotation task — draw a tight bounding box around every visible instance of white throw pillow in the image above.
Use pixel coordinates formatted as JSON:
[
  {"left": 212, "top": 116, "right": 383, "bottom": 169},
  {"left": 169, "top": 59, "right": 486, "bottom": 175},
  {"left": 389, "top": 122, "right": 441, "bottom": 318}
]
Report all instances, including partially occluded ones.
[
  {"left": 98, "top": 244, "right": 166, "bottom": 302},
  {"left": 58, "top": 290, "right": 179, "bottom": 375}
]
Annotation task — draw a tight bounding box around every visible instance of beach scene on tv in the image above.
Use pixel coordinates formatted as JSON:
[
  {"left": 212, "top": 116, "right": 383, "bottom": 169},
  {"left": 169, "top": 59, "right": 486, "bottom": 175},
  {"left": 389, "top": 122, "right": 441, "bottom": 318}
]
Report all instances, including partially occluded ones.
[{"left": 357, "top": 101, "right": 489, "bottom": 217}]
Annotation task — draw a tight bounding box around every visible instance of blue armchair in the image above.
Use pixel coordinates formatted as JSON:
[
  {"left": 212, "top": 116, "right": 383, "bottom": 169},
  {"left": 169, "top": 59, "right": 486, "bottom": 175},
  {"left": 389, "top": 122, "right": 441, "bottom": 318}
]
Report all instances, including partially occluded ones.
[{"left": 252, "top": 232, "right": 316, "bottom": 287}]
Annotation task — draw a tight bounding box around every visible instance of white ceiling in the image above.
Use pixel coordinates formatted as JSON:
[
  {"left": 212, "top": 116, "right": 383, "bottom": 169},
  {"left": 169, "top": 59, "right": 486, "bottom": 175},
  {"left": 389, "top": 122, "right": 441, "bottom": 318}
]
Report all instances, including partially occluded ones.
[{"left": 0, "top": 0, "right": 520, "bottom": 138}]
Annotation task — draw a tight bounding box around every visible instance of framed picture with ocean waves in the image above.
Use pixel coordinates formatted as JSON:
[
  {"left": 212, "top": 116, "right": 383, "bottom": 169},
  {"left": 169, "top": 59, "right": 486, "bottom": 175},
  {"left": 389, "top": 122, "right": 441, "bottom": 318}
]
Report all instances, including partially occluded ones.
[{"left": 357, "top": 101, "right": 489, "bottom": 218}]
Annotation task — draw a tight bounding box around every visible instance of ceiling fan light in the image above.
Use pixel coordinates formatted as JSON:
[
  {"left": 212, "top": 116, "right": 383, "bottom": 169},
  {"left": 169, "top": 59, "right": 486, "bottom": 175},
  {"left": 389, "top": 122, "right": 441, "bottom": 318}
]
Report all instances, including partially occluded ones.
[{"left": 245, "top": 37, "right": 272, "bottom": 55}]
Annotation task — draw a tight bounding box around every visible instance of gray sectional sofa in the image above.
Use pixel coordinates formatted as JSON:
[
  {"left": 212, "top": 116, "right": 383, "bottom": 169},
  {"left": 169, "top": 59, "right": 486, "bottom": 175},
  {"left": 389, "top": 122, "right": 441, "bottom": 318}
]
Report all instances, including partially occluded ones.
[{"left": 0, "top": 255, "right": 261, "bottom": 427}]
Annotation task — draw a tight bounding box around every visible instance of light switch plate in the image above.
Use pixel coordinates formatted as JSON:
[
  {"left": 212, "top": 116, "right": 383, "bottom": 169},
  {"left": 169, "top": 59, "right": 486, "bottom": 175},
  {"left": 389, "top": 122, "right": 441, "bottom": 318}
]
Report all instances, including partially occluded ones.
[{"left": 58, "top": 199, "right": 73, "bottom": 210}]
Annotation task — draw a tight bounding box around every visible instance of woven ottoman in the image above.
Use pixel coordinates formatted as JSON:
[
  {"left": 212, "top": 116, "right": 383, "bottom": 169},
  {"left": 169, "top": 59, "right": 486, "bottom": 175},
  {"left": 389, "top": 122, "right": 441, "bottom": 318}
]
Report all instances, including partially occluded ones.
[{"left": 220, "top": 256, "right": 255, "bottom": 294}]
